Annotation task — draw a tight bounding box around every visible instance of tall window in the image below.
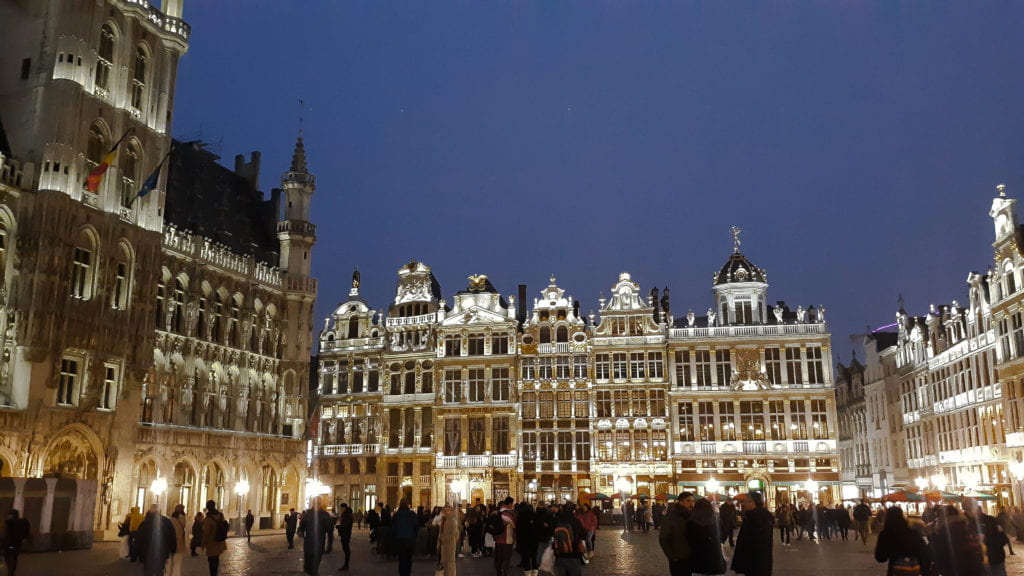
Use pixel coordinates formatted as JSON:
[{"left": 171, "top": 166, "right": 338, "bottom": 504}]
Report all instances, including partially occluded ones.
[
  {"left": 785, "top": 347, "right": 803, "bottom": 385},
  {"left": 736, "top": 298, "right": 753, "bottom": 324},
  {"left": 493, "top": 417, "right": 509, "bottom": 453},
  {"left": 212, "top": 297, "right": 224, "bottom": 342},
  {"left": 612, "top": 353, "right": 628, "bottom": 380},
  {"left": 539, "top": 392, "right": 554, "bottom": 418},
  {"left": 806, "top": 346, "right": 825, "bottom": 385},
  {"left": 196, "top": 298, "right": 207, "bottom": 339},
  {"left": 491, "top": 335, "right": 509, "bottom": 355},
  {"left": 555, "top": 356, "right": 570, "bottom": 379},
  {"left": 698, "top": 401, "right": 716, "bottom": 441},
  {"left": 573, "top": 355, "right": 588, "bottom": 379},
  {"left": 228, "top": 299, "right": 240, "bottom": 347},
  {"left": 100, "top": 364, "right": 118, "bottom": 410},
  {"left": 111, "top": 259, "right": 129, "bottom": 310},
  {"left": 521, "top": 391, "right": 537, "bottom": 419},
  {"left": 120, "top": 143, "right": 139, "bottom": 207},
  {"left": 468, "top": 334, "right": 485, "bottom": 355},
  {"left": 171, "top": 279, "right": 186, "bottom": 332},
  {"left": 467, "top": 368, "right": 485, "bottom": 402},
  {"left": 719, "top": 402, "right": 736, "bottom": 441},
  {"left": 574, "top": 391, "right": 588, "bottom": 419},
  {"left": 95, "top": 24, "right": 114, "bottom": 90},
  {"left": 444, "top": 368, "right": 462, "bottom": 404},
  {"left": 444, "top": 418, "right": 460, "bottom": 454},
  {"left": 557, "top": 431, "right": 574, "bottom": 461},
  {"left": 595, "top": 391, "right": 612, "bottom": 418},
  {"left": 538, "top": 357, "right": 552, "bottom": 379},
  {"left": 615, "top": 430, "right": 631, "bottom": 460},
  {"left": 155, "top": 280, "right": 166, "bottom": 329},
  {"left": 630, "top": 352, "right": 645, "bottom": 379},
  {"left": 556, "top": 391, "right": 572, "bottom": 418},
  {"left": 71, "top": 246, "right": 93, "bottom": 299},
  {"left": 595, "top": 354, "right": 610, "bottom": 380},
  {"left": 810, "top": 399, "right": 829, "bottom": 438},
  {"left": 648, "top": 352, "right": 663, "bottom": 379},
  {"left": 86, "top": 123, "right": 106, "bottom": 173},
  {"left": 421, "top": 363, "right": 433, "bottom": 394},
  {"left": 130, "top": 46, "right": 146, "bottom": 110},
  {"left": 0, "top": 223, "right": 8, "bottom": 288},
  {"left": 768, "top": 400, "right": 786, "bottom": 440},
  {"left": 491, "top": 367, "right": 510, "bottom": 402},
  {"left": 521, "top": 358, "right": 535, "bottom": 380},
  {"left": 652, "top": 430, "right": 668, "bottom": 459},
  {"left": 650, "top": 389, "right": 666, "bottom": 417},
  {"left": 613, "top": 390, "right": 629, "bottom": 417},
  {"left": 739, "top": 400, "right": 764, "bottom": 440},
  {"left": 444, "top": 335, "right": 461, "bottom": 356},
  {"left": 715, "top": 349, "right": 731, "bottom": 386},
  {"left": 674, "top": 350, "right": 691, "bottom": 387},
  {"left": 597, "top": 431, "right": 613, "bottom": 460},
  {"left": 790, "top": 400, "right": 808, "bottom": 440},
  {"left": 678, "top": 402, "right": 695, "bottom": 441},
  {"left": 576, "top": 432, "right": 591, "bottom": 461},
  {"left": 57, "top": 357, "right": 80, "bottom": 406},
  {"left": 695, "top": 350, "right": 712, "bottom": 387},
  {"left": 468, "top": 417, "right": 485, "bottom": 454},
  {"left": 764, "top": 347, "right": 781, "bottom": 385},
  {"left": 539, "top": 432, "right": 555, "bottom": 460}
]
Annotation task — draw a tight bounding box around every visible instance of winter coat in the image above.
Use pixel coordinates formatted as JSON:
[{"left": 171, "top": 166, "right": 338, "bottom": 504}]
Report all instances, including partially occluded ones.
[
  {"left": 201, "top": 511, "right": 228, "bottom": 557},
  {"left": 687, "top": 518, "right": 726, "bottom": 575},
  {"left": 874, "top": 526, "right": 931, "bottom": 576},
  {"left": 731, "top": 506, "right": 774, "bottom": 576},
  {"left": 658, "top": 502, "right": 691, "bottom": 562}
]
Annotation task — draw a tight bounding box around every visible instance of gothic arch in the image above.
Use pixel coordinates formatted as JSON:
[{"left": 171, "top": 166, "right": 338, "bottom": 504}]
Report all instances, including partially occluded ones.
[
  {"left": 41, "top": 424, "right": 103, "bottom": 480},
  {"left": 0, "top": 446, "right": 19, "bottom": 477}
]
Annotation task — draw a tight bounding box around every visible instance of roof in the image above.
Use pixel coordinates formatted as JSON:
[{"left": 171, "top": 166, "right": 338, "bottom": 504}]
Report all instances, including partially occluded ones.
[
  {"left": 714, "top": 251, "right": 767, "bottom": 286},
  {"left": 164, "top": 140, "right": 280, "bottom": 266}
]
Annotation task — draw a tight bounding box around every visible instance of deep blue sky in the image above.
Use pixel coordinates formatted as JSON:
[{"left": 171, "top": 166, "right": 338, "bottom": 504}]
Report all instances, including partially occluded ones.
[{"left": 172, "top": 2, "right": 1024, "bottom": 360}]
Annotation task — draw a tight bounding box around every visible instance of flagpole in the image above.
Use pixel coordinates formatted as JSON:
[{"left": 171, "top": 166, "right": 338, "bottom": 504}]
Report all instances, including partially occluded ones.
[{"left": 130, "top": 145, "right": 173, "bottom": 206}]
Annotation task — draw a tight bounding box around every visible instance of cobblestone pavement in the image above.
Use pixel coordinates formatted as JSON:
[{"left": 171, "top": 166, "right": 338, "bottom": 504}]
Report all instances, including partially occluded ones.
[{"left": 11, "top": 528, "right": 1024, "bottom": 576}]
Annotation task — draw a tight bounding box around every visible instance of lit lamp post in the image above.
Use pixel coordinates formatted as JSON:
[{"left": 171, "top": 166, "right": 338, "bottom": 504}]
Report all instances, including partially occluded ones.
[
  {"left": 931, "top": 474, "right": 947, "bottom": 494},
  {"left": 235, "top": 479, "right": 250, "bottom": 534},
  {"left": 805, "top": 479, "right": 819, "bottom": 504},
  {"left": 526, "top": 480, "right": 538, "bottom": 504},
  {"left": 150, "top": 476, "right": 167, "bottom": 514},
  {"left": 615, "top": 476, "right": 632, "bottom": 535},
  {"left": 706, "top": 477, "right": 721, "bottom": 504}
]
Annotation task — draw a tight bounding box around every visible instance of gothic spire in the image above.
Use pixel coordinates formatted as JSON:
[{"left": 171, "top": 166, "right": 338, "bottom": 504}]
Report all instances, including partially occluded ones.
[{"left": 290, "top": 135, "right": 308, "bottom": 174}]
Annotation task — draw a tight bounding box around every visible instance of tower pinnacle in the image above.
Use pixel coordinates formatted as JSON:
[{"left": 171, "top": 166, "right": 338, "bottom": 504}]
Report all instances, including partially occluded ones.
[{"left": 290, "top": 135, "right": 308, "bottom": 174}]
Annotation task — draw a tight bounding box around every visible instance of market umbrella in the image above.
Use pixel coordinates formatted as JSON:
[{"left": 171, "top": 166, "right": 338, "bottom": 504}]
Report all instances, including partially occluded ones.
[
  {"left": 578, "top": 492, "right": 593, "bottom": 501},
  {"left": 881, "top": 490, "right": 924, "bottom": 502},
  {"left": 653, "top": 493, "right": 669, "bottom": 501},
  {"left": 939, "top": 491, "right": 963, "bottom": 503},
  {"left": 963, "top": 490, "right": 997, "bottom": 501},
  {"left": 633, "top": 494, "right": 650, "bottom": 500},
  {"left": 591, "top": 493, "right": 610, "bottom": 501}
]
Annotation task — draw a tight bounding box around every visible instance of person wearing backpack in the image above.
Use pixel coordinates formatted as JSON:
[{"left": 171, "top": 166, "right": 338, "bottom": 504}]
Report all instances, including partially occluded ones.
[
  {"left": 874, "top": 507, "right": 931, "bottom": 576},
  {"left": 551, "top": 503, "right": 587, "bottom": 576},
  {"left": 201, "top": 500, "right": 228, "bottom": 576},
  {"left": 493, "top": 498, "right": 517, "bottom": 576}
]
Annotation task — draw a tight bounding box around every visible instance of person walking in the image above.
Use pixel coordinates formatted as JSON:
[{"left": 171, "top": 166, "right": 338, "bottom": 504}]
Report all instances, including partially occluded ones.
[
  {"left": 128, "top": 505, "right": 146, "bottom": 562},
  {"left": 775, "top": 503, "right": 793, "bottom": 547},
  {"left": 190, "top": 511, "right": 204, "bottom": 556},
  {"left": 659, "top": 492, "right": 695, "bottom": 576},
  {"left": 493, "top": 497, "right": 516, "bottom": 576},
  {"left": 731, "top": 492, "right": 774, "bottom": 576},
  {"left": 835, "top": 504, "right": 851, "bottom": 540},
  {"left": 853, "top": 499, "right": 871, "bottom": 545},
  {"left": 516, "top": 502, "right": 539, "bottom": 575},
  {"left": 201, "top": 500, "right": 228, "bottom": 576},
  {"left": 285, "top": 508, "right": 299, "bottom": 549},
  {"left": 718, "top": 498, "right": 738, "bottom": 547},
  {"left": 167, "top": 504, "right": 189, "bottom": 576},
  {"left": 2, "top": 509, "right": 30, "bottom": 576},
  {"left": 874, "top": 507, "right": 931, "bottom": 576},
  {"left": 551, "top": 503, "right": 587, "bottom": 576},
  {"left": 687, "top": 498, "right": 727, "bottom": 576},
  {"left": 355, "top": 508, "right": 365, "bottom": 531},
  {"left": 300, "top": 496, "right": 332, "bottom": 576},
  {"left": 438, "top": 505, "right": 460, "bottom": 576},
  {"left": 575, "top": 503, "right": 597, "bottom": 558},
  {"left": 244, "top": 509, "right": 255, "bottom": 542},
  {"left": 337, "top": 502, "right": 354, "bottom": 571},
  {"left": 392, "top": 500, "right": 419, "bottom": 576},
  {"left": 136, "top": 504, "right": 177, "bottom": 576}
]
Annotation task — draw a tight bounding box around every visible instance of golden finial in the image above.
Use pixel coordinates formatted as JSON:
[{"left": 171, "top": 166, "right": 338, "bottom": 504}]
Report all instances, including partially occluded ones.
[
  {"left": 998, "top": 184, "right": 1007, "bottom": 198},
  {"left": 730, "top": 226, "right": 742, "bottom": 253}
]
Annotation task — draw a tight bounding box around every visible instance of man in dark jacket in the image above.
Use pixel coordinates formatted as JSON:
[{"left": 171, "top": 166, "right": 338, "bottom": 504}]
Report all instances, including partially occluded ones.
[
  {"left": 392, "top": 500, "right": 419, "bottom": 576},
  {"left": 658, "top": 492, "right": 695, "bottom": 576},
  {"left": 300, "top": 497, "right": 333, "bottom": 576},
  {"left": 719, "top": 499, "right": 738, "bottom": 546},
  {"left": 136, "top": 504, "right": 177, "bottom": 576},
  {"left": 285, "top": 508, "right": 299, "bottom": 549},
  {"left": 337, "top": 502, "right": 354, "bottom": 571},
  {"left": 2, "top": 509, "right": 31, "bottom": 576},
  {"left": 731, "top": 492, "right": 774, "bottom": 576}
]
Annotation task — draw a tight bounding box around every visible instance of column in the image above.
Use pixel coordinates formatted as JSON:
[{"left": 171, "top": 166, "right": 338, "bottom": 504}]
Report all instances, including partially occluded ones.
[{"left": 41, "top": 477, "right": 57, "bottom": 534}]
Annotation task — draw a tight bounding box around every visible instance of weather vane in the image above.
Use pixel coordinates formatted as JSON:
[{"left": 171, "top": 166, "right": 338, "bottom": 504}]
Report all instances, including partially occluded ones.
[{"left": 731, "top": 226, "right": 742, "bottom": 253}]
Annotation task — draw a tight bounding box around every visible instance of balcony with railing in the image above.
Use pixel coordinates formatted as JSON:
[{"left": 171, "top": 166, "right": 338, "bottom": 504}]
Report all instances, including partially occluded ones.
[
  {"left": 676, "top": 439, "right": 835, "bottom": 456},
  {"left": 435, "top": 453, "right": 519, "bottom": 469},
  {"left": 318, "top": 443, "right": 380, "bottom": 457},
  {"left": 386, "top": 312, "right": 437, "bottom": 327},
  {"left": 669, "top": 323, "right": 827, "bottom": 339},
  {"left": 120, "top": 0, "right": 191, "bottom": 41}
]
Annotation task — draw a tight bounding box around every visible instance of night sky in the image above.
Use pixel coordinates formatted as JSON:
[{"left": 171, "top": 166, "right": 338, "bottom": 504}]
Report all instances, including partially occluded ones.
[{"left": 172, "top": 2, "right": 1024, "bottom": 359}]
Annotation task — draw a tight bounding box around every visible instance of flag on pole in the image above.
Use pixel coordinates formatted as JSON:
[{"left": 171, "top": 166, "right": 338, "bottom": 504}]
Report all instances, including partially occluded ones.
[
  {"left": 83, "top": 129, "right": 132, "bottom": 192},
  {"left": 133, "top": 146, "right": 172, "bottom": 203}
]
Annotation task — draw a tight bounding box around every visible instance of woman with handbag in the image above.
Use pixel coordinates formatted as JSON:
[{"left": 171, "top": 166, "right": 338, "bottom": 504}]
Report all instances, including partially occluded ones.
[
  {"left": 437, "top": 505, "right": 460, "bottom": 576},
  {"left": 874, "top": 507, "right": 931, "bottom": 576}
]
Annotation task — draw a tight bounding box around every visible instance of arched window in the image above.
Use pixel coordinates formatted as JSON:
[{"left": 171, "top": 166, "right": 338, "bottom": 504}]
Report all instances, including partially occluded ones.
[
  {"left": 70, "top": 229, "right": 97, "bottom": 300},
  {"left": 228, "top": 295, "right": 241, "bottom": 346},
  {"left": 0, "top": 217, "right": 11, "bottom": 289},
  {"left": 261, "top": 465, "right": 277, "bottom": 515},
  {"left": 556, "top": 326, "right": 569, "bottom": 343},
  {"left": 111, "top": 241, "right": 132, "bottom": 310},
  {"left": 174, "top": 462, "right": 195, "bottom": 513},
  {"left": 120, "top": 141, "right": 140, "bottom": 207},
  {"left": 171, "top": 278, "right": 186, "bottom": 332},
  {"left": 86, "top": 123, "right": 106, "bottom": 170},
  {"left": 130, "top": 46, "right": 147, "bottom": 111},
  {"left": 155, "top": 277, "right": 167, "bottom": 330},
  {"left": 94, "top": 24, "right": 115, "bottom": 91},
  {"left": 539, "top": 326, "right": 551, "bottom": 344},
  {"left": 348, "top": 317, "right": 359, "bottom": 339},
  {"left": 212, "top": 294, "right": 225, "bottom": 342}
]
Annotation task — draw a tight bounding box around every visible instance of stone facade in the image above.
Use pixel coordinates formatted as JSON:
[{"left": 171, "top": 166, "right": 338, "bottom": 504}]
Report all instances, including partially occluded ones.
[
  {"left": 0, "top": 0, "right": 315, "bottom": 540},
  {"left": 316, "top": 239, "right": 839, "bottom": 510}
]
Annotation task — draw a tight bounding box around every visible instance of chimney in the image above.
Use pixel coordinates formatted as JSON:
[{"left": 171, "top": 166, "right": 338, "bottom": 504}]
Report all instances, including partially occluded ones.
[{"left": 517, "top": 284, "right": 527, "bottom": 327}]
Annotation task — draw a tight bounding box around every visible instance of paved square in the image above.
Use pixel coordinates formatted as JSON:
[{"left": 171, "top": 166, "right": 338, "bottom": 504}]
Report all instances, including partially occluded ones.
[{"left": 11, "top": 527, "right": 1024, "bottom": 575}]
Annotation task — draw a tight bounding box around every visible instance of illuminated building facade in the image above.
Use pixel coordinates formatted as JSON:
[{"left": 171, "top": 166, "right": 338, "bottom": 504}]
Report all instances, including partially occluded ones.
[
  {"left": 315, "top": 238, "right": 838, "bottom": 508},
  {"left": 0, "top": 0, "right": 313, "bottom": 542}
]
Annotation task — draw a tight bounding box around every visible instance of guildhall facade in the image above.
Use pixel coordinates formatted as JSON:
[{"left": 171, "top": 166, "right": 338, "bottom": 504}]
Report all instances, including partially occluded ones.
[{"left": 317, "top": 241, "right": 839, "bottom": 510}]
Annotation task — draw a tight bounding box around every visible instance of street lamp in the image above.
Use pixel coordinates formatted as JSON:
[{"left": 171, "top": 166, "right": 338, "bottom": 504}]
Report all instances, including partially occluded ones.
[
  {"left": 914, "top": 476, "right": 928, "bottom": 491},
  {"left": 931, "top": 474, "right": 947, "bottom": 493},
  {"left": 450, "top": 479, "right": 463, "bottom": 506},
  {"left": 805, "top": 479, "right": 819, "bottom": 504},
  {"left": 150, "top": 476, "right": 167, "bottom": 513},
  {"left": 615, "top": 476, "right": 632, "bottom": 535},
  {"left": 706, "top": 477, "right": 721, "bottom": 503},
  {"left": 235, "top": 479, "right": 250, "bottom": 533},
  {"left": 526, "top": 480, "right": 538, "bottom": 504}
]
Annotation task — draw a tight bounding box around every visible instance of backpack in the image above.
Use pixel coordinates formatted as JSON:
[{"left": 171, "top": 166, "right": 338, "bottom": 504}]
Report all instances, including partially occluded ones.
[
  {"left": 551, "top": 521, "right": 575, "bottom": 555},
  {"left": 214, "top": 516, "right": 230, "bottom": 542},
  {"left": 486, "top": 512, "right": 505, "bottom": 537}
]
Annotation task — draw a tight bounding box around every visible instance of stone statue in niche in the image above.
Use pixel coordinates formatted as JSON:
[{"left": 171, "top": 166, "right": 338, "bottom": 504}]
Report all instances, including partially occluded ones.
[
  {"left": 707, "top": 308, "right": 716, "bottom": 326},
  {"left": 344, "top": 421, "right": 352, "bottom": 444},
  {"left": 796, "top": 306, "right": 806, "bottom": 323},
  {"left": 352, "top": 268, "right": 361, "bottom": 289},
  {"left": 773, "top": 304, "right": 784, "bottom": 324}
]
